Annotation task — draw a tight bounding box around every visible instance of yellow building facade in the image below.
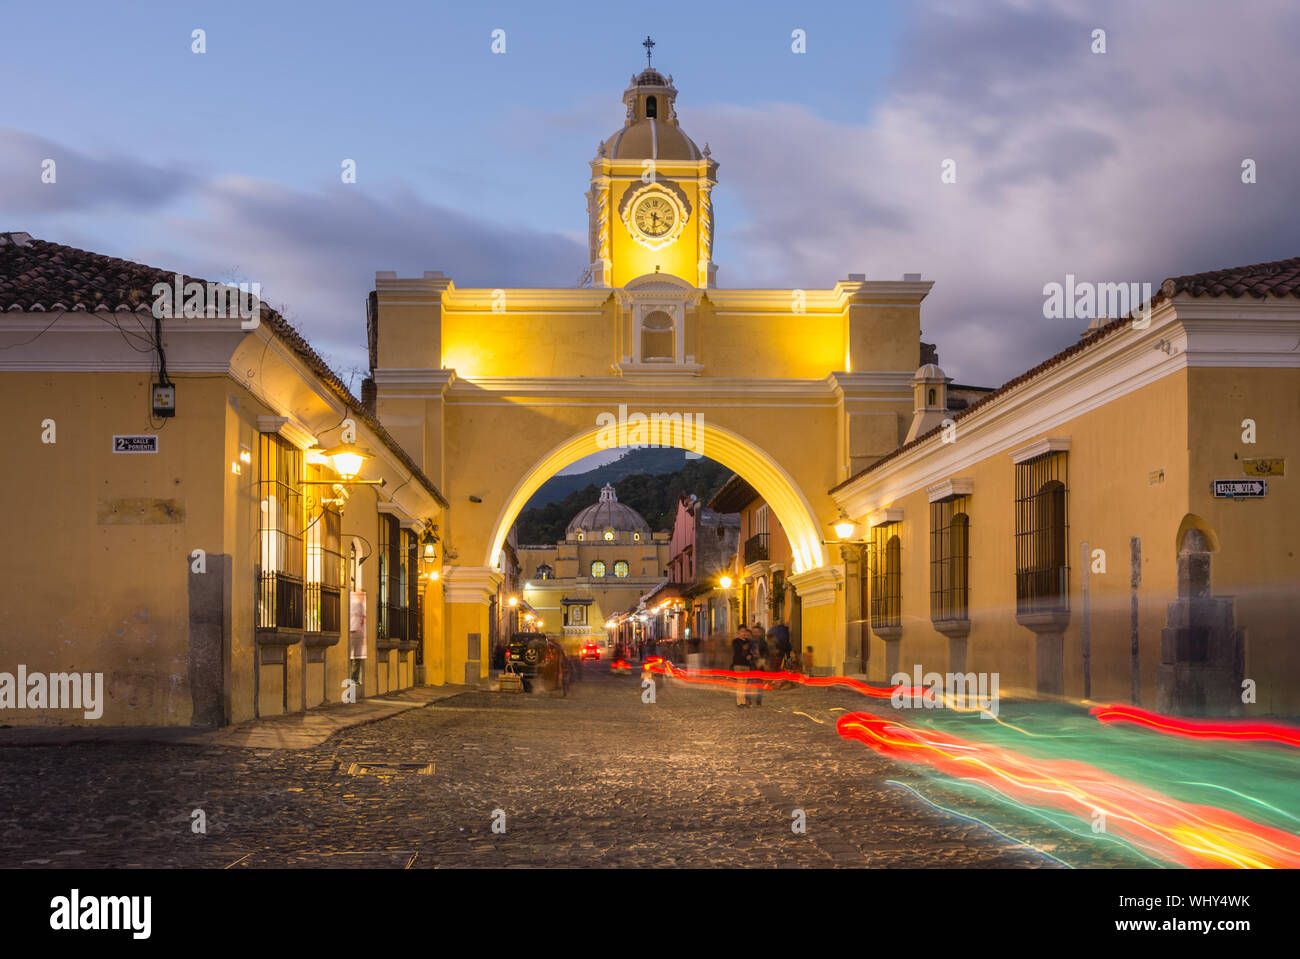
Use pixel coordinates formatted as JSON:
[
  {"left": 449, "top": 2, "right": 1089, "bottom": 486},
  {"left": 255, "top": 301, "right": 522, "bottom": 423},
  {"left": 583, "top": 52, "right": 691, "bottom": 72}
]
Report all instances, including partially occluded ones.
[
  {"left": 0, "top": 233, "right": 445, "bottom": 726},
  {"left": 831, "top": 274, "right": 1300, "bottom": 715},
  {"left": 369, "top": 64, "right": 932, "bottom": 685}
]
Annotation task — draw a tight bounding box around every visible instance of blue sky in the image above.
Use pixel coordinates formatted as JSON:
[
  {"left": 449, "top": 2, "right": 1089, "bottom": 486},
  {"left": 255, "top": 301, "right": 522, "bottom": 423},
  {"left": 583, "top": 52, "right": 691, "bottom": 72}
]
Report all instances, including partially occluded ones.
[{"left": 5, "top": 0, "right": 1298, "bottom": 393}]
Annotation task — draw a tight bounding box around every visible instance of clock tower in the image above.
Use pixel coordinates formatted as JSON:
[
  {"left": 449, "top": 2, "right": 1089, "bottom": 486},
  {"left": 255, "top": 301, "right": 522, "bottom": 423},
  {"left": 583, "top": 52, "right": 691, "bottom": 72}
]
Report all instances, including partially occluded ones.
[{"left": 584, "top": 53, "right": 718, "bottom": 289}]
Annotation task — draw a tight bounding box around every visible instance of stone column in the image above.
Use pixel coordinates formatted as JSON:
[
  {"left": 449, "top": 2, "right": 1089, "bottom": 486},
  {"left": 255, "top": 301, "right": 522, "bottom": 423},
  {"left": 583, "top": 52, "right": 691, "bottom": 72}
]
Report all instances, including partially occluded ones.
[
  {"left": 1015, "top": 609, "right": 1070, "bottom": 697},
  {"left": 788, "top": 567, "right": 843, "bottom": 676},
  {"left": 840, "top": 545, "right": 866, "bottom": 676},
  {"left": 440, "top": 566, "right": 503, "bottom": 686},
  {"left": 1156, "top": 530, "right": 1243, "bottom": 716}
]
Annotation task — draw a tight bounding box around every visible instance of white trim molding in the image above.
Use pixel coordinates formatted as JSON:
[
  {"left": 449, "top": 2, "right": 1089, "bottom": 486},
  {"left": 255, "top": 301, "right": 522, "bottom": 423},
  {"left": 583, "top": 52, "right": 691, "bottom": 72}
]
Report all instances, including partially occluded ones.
[
  {"left": 256, "top": 415, "right": 318, "bottom": 450},
  {"left": 1010, "top": 437, "right": 1071, "bottom": 464},
  {"left": 787, "top": 567, "right": 842, "bottom": 608},
  {"left": 868, "top": 507, "right": 904, "bottom": 528},
  {"left": 926, "top": 478, "right": 975, "bottom": 502}
]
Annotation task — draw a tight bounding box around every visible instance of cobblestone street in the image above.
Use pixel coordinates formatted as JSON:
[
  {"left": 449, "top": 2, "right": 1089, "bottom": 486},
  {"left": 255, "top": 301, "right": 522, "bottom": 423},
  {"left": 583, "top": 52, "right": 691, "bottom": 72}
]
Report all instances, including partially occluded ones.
[{"left": 0, "top": 667, "right": 1141, "bottom": 868}]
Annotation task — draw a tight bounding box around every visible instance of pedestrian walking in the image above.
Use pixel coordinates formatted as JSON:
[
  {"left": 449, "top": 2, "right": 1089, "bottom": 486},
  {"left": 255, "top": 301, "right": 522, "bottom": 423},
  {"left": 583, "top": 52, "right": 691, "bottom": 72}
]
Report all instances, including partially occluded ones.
[
  {"left": 732, "top": 625, "right": 752, "bottom": 707},
  {"left": 767, "top": 622, "right": 792, "bottom": 671},
  {"left": 748, "top": 628, "right": 769, "bottom": 706}
]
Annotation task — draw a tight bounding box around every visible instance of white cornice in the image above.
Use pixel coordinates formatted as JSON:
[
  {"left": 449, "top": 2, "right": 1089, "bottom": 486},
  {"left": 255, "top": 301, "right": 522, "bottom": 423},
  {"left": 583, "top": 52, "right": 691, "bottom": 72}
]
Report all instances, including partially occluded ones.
[
  {"left": 829, "top": 371, "right": 916, "bottom": 395},
  {"left": 829, "top": 298, "right": 1268, "bottom": 515},
  {"left": 256, "top": 415, "right": 318, "bottom": 450},
  {"left": 926, "top": 478, "right": 974, "bottom": 502},
  {"left": 443, "top": 375, "right": 842, "bottom": 403},
  {"left": 868, "top": 508, "right": 903, "bottom": 527},
  {"left": 1010, "top": 437, "right": 1071, "bottom": 464},
  {"left": 442, "top": 288, "right": 612, "bottom": 312},
  {"left": 372, "top": 368, "right": 457, "bottom": 392},
  {"left": 787, "top": 567, "right": 842, "bottom": 608},
  {"left": 376, "top": 501, "right": 415, "bottom": 522}
]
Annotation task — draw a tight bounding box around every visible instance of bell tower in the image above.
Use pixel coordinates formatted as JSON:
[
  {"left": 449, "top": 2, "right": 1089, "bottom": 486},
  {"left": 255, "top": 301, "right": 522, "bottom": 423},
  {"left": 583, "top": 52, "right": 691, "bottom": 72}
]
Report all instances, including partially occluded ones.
[{"left": 584, "top": 42, "right": 718, "bottom": 289}]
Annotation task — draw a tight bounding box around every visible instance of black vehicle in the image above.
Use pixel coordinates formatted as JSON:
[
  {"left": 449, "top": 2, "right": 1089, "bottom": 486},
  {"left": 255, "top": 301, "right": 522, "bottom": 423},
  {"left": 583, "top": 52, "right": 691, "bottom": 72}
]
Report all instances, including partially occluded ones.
[{"left": 504, "top": 632, "right": 568, "bottom": 694}]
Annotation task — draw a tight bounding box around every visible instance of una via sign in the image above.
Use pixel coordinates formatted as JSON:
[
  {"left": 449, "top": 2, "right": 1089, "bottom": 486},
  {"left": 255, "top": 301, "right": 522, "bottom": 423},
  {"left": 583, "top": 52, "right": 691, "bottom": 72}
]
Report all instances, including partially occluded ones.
[
  {"left": 1212, "top": 479, "right": 1266, "bottom": 498},
  {"left": 112, "top": 435, "right": 158, "bottom": 453}
]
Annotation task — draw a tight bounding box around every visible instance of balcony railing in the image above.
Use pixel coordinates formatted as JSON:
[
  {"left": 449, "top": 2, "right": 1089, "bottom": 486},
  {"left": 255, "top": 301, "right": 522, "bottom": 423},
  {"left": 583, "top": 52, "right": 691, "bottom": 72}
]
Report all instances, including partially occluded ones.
[
  {"left": 743, "top": 533, "right": 769, "bottom": 565},
  {"left": 305, "top": 583, "right": 341, "bottom": 633},
  {"left": 257, "top": 571, "right": 303, "bottom": 630}
]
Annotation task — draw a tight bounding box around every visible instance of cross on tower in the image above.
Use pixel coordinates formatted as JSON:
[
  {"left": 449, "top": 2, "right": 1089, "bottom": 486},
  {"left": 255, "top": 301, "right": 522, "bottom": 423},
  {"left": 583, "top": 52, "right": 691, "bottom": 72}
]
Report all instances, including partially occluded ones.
[{"left": 642, "top": 35, "right": 655, "bottom": 68}]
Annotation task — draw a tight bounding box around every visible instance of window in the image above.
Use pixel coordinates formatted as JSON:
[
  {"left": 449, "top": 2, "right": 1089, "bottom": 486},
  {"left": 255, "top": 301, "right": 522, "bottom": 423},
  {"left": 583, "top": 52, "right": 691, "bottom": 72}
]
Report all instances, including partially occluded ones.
[
  {"left": 646, "top": 95, "right": 657, "bottom": 118},
  {"left": 614, "top": 560, "right": 629, "bottom": 578},
  {"left": 591, "top": 561, "right": 606, "bottom": 578},
  {"left": 771, "top": 569, "right": 785, "bottom": 622},
  {"left": 576, "top": 531, "right": 585, "bottom": 542},
  {"left": 378, "top": 516, "right": 412, "bottom": 640},
  {"left": 641, "top": 310, "right": 674, "bottom": 361},
  {"left": 634, "top": 531, "right": 642, "bottom": 542},
  {"left": 305, "top": 479, "right": 343, "bottom": 633},
  {"left": 603, "top": 529, "right": 615, "bottom": 541},
  {"left": 257, "top": 433, "right": 304, "bottom": 629},
  {"left": 868, "top": 522, "right": 901, "bottom": 629},
  {"left": 930, "top": 495, "right": 970, "bottom": 622},
  {"left": 1015, "top": 452, "right": 1069, "bottom": 613},
  {"left": 567, "top": 605, "right": 587, "bottom": 626},
  {"left": 536, "top": 563, "right": 553, "bottom": 580}
]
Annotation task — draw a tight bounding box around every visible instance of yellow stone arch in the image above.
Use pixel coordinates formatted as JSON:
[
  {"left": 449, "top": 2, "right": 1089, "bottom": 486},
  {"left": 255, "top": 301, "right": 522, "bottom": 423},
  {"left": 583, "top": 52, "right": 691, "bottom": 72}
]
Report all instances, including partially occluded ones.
[{"left": 485, "top": 420, "right": 828, "bottom": 576}]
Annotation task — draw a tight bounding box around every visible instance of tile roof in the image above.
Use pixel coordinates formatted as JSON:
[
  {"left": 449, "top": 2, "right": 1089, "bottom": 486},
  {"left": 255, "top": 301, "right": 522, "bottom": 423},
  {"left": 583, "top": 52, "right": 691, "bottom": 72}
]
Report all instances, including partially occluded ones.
[
  {"left": 1161, "top": 254, "right": 1300, "bottom": 299},
  {"left": 0, "top": 233, "right": 447, "bottom": 507},
  {"left": 831, "top": 253, "right": 1300, "bottom": 492}
]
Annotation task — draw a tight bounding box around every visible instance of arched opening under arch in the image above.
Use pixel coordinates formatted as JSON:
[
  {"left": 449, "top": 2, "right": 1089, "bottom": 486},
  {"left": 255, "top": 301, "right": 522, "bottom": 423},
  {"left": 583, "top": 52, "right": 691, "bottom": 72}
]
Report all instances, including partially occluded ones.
[{"left": 484, "top": 421, "right": 827, "bottom": 576}]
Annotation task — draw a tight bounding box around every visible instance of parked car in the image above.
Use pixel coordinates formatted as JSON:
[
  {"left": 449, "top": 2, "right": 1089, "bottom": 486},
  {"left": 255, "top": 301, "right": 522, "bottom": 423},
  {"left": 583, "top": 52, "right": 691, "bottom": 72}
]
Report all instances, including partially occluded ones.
[
  {"left": 581, "top": 642, "right": 601, "bottom": 661},
  {"left": 505, "top": 632, "right": 568, "bottom": 694}
]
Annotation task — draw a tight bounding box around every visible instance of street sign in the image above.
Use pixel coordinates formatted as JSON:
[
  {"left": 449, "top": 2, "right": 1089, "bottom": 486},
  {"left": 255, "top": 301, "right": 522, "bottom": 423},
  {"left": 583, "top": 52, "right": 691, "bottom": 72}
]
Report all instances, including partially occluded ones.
[
  {"left": 111, "top": 435, "right": 158, "bottom": 453},
  {"left": 1212, "top": 479, "right": 1266, "bottom": 498},
  {"left": 1243, "top": 457, "right": 1285, "bottom": 477}
]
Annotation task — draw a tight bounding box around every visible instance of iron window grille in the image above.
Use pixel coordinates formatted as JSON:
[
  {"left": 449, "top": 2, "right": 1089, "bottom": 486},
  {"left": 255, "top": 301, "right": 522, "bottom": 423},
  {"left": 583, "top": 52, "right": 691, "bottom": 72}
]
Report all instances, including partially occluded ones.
[
  {"left": 405, "top": 530, "right": 420, "bottom": 643},
  {"left": 257, "top": 433, "right": 304, "bottom": 629},
  {"left": 868, "top": 521, "right": 902, "bottom": 629},
  {"left": 1015, "top": 451, "right": 1069, "bottom": 613},
  {"left": 378, "top": 515, "right": 411, "bottom": 640},
  {"left": 304, "top": 486, "right": 343, "bottom": 634},
  {"left": 929, "top": 495, "right": 970, "bottom": 622}
]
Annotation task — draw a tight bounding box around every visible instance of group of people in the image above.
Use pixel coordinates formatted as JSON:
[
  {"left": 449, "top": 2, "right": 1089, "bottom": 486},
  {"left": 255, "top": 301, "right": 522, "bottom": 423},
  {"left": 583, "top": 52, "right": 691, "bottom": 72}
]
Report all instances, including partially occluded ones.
[{"left": 730, "top": 621, "right": 793, "bottom": 707}]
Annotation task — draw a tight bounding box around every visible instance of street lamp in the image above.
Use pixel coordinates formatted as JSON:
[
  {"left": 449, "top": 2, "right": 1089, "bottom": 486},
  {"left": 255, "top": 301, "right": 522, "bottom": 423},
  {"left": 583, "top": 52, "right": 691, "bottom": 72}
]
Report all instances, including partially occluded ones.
[
  {"left": 832, "top": 510, "right": 857, "bottom": 541},
  {"left": 421, "top": 528, "right": 437, "bottom": 564},
  {"left": 719, "top": 575, "right": 733, "bottom": 589},
  {"left": 323, "top": 443, "right": 372, "bottom": 480}
]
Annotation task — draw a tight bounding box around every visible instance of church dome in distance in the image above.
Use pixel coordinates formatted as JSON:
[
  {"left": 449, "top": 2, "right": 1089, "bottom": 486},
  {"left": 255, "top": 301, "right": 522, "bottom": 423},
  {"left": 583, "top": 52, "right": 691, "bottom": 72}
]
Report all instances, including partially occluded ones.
[{"left": 566, "top": 484, "right": 650, "bottom": 537}]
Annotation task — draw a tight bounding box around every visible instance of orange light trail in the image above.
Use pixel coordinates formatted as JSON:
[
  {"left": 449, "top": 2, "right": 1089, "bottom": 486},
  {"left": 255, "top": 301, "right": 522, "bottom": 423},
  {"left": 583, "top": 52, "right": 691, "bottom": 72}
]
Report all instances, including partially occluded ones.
[
  {"left": 1090, "top": 704, "right": 1300, "bottom": 749},
  {"left": 836, "top": 711, "right": 1300, "bottom": 869}
]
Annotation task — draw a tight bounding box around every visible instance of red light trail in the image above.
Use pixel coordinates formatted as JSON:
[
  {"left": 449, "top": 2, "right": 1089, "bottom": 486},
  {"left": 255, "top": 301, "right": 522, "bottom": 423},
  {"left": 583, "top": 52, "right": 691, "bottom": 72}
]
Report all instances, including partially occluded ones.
[{"left": 1089, "top": 703, "right": 1300, "bottom": 749}]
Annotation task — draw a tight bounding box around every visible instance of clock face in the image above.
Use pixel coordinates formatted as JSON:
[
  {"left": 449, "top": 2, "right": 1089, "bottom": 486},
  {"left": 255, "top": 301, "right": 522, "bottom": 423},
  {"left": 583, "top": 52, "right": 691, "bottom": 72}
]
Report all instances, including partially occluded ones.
[{"left": 633, "top": 194, "right": 676, "bottom": 238}]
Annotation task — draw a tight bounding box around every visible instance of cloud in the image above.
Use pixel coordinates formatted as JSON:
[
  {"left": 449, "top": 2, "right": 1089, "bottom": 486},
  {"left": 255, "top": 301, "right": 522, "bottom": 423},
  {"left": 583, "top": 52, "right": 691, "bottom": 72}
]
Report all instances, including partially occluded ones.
[
  {"left": 698, "top": 0, "right": 1300, "bottom": 385},
  {"left": 141, "top": 175, "right": 587, "bottom": 366},
  {"left": 0, "top": 128, "right": 194, "bottom": 214}
]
